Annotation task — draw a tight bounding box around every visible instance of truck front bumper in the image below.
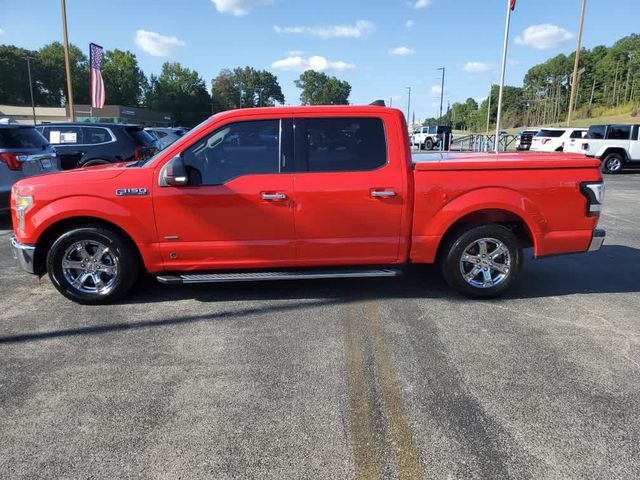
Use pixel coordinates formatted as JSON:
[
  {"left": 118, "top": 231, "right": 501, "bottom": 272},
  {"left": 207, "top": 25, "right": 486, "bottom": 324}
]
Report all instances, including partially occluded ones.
[
  {"left": 588, "top": 229, "right": 606, "bottom": 252},
  {"left": 10, "top": 236, "right": 36, "bottom": 274}
]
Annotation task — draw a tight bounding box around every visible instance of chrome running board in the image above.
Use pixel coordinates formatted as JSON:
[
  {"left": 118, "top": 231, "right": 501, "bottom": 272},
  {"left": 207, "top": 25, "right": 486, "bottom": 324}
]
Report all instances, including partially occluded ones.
[{"left": 156, "top": 268, "right": 402, "bottom": 285}]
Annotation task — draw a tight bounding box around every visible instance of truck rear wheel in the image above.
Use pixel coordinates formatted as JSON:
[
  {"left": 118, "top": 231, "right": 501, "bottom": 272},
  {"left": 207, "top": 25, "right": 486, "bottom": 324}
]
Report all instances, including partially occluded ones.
[
  {"left": 46, "top": 226, "right": 139, "bottom": 304},
  {"left": 440, "top": 224, "right": 522, "bottom": 298},
  {"left": 425, "top": 138, "right": 434, "bottom": 150}
]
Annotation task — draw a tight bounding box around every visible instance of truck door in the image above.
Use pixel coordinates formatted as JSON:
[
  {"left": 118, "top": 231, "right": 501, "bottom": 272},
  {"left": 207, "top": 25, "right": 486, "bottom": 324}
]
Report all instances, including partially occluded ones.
[
  {"left": 628, "top": 125, "right": 640, "bottom": 161},
  {"left": 292, "top": 116, "right": 405, "bottom": 265},
  {"left": 153, "top": 118, "right": 297, "bottom": 269}
]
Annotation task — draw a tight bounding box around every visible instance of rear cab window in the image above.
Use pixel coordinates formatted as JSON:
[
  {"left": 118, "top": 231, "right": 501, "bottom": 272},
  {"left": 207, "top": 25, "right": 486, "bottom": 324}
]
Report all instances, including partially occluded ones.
[
  {"left": 0, "top": 127, "right": 49, "bottom": 149},
  {"left": 295, "top": 117, "right": 387, "bottom": 173},
  {"left": 536, "top": 129, "right": 565, "bottom": 138}
]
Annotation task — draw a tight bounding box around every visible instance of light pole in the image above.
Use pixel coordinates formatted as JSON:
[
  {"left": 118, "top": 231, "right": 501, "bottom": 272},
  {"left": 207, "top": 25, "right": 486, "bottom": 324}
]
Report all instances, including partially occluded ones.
[
  {"left": 567, "top": 0, "right": 587, "bottom": 125},
  {"left": 24, "top": 57, "right": 37, "bottom": 125},
  {"left": 437, "top": 67, "right": 445, "bottom": 121},
  {"left": 406, "top": 86, "right": 411, "bottom": 126}
]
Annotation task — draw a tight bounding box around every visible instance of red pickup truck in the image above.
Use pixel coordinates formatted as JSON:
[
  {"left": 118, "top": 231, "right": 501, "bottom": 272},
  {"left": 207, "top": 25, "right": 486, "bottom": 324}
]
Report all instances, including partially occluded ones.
[{"left": 10, "top": 105, "right": 605, "bottom": 304}]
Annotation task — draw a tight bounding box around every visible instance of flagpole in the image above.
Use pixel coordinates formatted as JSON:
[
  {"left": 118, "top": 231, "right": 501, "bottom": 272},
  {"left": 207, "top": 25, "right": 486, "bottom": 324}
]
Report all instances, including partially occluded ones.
[
  {"left": 60, "top": 0, "right": 75, "bottom": 121},
  {"left": 495, "top": 0, "right": 512, "bottom": 152},
  {"left": 567, "top": 0, "right": 587, "bottom": 126}
]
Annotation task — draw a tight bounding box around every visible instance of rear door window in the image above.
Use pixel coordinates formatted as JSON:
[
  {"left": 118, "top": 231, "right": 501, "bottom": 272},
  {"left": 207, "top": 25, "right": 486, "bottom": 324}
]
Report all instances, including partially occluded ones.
[
  {"left": 606, "top": 125, "right": 632, "bottom": 140},
  {"left": 297, "top": 117, "right": 387, "bottom": 173},
  {"left": 83, "top": 127, "right": 113, "bottom": 144},
  {"left": 0, "top": 127, "right": 49, "bottom": 149},
  {"left": 569, "top": 130, "right": 586, "bottom": 139}
]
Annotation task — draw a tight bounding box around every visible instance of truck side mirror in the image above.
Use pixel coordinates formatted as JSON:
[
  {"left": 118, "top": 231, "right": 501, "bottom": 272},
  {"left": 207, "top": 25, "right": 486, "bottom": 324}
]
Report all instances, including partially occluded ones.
[{"left": 160, "top": 156, "right": 189, "bottom": 187}]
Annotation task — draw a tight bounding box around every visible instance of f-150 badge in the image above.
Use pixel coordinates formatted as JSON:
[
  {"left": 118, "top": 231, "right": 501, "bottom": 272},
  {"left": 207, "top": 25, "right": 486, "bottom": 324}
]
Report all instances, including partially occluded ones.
[{"left": 116, "top": 188, "right": 148, "bottom": 196}]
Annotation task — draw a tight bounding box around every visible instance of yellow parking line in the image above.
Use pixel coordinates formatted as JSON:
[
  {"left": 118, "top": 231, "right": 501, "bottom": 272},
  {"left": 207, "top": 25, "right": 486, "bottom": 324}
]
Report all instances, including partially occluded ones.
[
  {"left": 367, "top": 301, "right": 424, "bottom": 480},
  {"left": 344, "top": 303, "right": 381, "bottom": 480}
]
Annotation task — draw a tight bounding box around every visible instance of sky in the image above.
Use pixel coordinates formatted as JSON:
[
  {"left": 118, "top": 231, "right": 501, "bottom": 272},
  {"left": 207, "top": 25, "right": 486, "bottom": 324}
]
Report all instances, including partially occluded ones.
[{"left": 0, "top": 0, "right": 637, "bottom": 120}]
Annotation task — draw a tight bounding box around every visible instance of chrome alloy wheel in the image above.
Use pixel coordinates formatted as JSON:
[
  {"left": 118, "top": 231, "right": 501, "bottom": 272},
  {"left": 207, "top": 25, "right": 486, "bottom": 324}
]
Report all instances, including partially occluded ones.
[
  {"left": 605, "top": 157, "right": 622, "bottom": 172},
  {"left": 61, "top": 240, "right": 119, "bottom": 295},
  {"left": 459, "top": 237, "right": 511, "bottom": 289}
]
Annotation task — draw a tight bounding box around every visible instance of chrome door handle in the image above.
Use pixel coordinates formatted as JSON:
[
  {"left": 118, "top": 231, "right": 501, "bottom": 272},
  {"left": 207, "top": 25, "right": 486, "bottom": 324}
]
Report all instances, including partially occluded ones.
[
  {"left": 371, "top": 190, "right": 396, "bottom": 198},
  {"left": 261, "top": 192, "right": 287, "bottom": 201}
]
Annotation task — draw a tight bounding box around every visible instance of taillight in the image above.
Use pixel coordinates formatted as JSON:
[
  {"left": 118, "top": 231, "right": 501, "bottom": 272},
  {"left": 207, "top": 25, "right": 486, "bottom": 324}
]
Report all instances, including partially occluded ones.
[
  {"left": 133, "top": 146, "right": 143, "bottom": 161},
  {"left": 0, "top": 152, "right": 23, "bottom": 171},
  {"left": 581, "top": 142, "right": 589, "bottom": 150},
  {"left": 580, "top": 181, "right": 605, "bottom": 216}
]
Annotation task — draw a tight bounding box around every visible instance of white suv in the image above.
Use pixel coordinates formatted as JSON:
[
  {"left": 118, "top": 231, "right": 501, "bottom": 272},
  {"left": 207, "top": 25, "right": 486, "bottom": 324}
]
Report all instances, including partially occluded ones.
[
  {"left": 530, "top": 128, "right": 587, "bottom": 153},
  {"left": 581, "top": 124, "right": 640, "bottom": 174}
]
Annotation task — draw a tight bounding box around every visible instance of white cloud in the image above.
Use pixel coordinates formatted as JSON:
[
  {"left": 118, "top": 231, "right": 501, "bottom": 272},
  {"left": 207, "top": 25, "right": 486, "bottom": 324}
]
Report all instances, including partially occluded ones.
[
  {"left": 389, "top": 46, "right": 415, "bottom": 56},
  {"left": 514, "top": 24, "right": 573, "bottom": 50},
  {"left": 431, "top": 85, "right": 446, "bottom": 96},
  {"left": 271, "top": 55, "right": 355, "bottom": 72},
  {"left": 405, "top": 20, "right": 416, "bottom": 28},
  {"left": 273, "top": 20, "right": 375, "bottom": 39},
  {"left": 463, "top": 61, "right": 493, "bottom": 73},
  {"left": 210, "top": 0, "right": 273, "bottom": 16},
  {"left": 0, "top": 28, "right": 5, "bottom": 36},
  {"left": 135, "top": 30, "right": 185, "bottom": 56},
  {"left": 413, "top": 0, "right": 431, "bottom": 9}
]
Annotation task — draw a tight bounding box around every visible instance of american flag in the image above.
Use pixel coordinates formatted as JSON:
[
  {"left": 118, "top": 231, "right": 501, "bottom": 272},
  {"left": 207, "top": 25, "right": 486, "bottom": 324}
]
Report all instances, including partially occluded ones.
[
  {"left": 90, "top": 43, "right": 105, "bottom": 109},
  {"left": 510, "top": 0, "right": 516, "bottom": 10}
]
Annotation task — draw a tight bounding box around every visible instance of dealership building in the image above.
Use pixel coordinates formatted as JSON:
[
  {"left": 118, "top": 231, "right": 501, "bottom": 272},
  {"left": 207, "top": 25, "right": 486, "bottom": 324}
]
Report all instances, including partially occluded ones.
[{"left": 0, "top": 104, "right": 173, "bottom": 126}]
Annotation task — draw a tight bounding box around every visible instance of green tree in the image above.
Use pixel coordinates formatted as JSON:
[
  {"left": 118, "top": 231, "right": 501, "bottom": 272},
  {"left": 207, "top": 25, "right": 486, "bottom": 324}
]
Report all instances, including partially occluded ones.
[
  {"left": 36, "top": 42, "right": 89, "bottom": 106},
  {"left": 211, "top": 67, "right": 285, "bottom": 110},
  {"left": 0, "top": 45, "right": 37, "bottom": 106},
  {"left": 101, "top": 49, "right": 147, "bottom": 106},
  {"left": 146, "top": 62, "right": 211, "bottom": 126},
  {"left": 294, "top": 70, "right": 351, "bottom": 105}
]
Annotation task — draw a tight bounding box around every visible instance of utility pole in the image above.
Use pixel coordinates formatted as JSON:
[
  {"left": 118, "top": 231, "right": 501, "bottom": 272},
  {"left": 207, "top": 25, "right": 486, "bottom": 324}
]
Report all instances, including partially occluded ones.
[
  {"left": 60, "top": 0, "right": 75, "bottom": 121},
  {"left": 406, "top": 86, "right": 411, "bottom": 126},
  {"left": 437, "top": 67, "right": 445, "bottom": 121},
  {"left": 486, "top": 84, "right": 492, "bottom": 134},
  {"left": 495, "top": 0, "right": 513, "bottom": 152},
  {"left": 567, "top": 0, "right": 586, "bottom": 125},
  {"left": 24, "top": 57, "right": 37, "bottom": 125}
]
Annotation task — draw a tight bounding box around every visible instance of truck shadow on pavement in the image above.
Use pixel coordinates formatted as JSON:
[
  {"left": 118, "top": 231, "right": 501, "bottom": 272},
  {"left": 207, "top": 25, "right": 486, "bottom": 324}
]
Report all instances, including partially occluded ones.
[
  {"left": 0, "top": 245, "right": 638, "bottom": 345},
  {"left": 123, "top": 244, "right": 640, "bottom": 304}
]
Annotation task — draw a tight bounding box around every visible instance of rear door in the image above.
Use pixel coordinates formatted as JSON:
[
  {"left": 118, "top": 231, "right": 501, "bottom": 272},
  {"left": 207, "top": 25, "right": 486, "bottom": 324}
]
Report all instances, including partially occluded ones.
[
  {"left": 629, "top": 125, "right": 640, "bottom": 161},
  {"left": 292, "top": 116, "right": 405, "bottom": 265}
]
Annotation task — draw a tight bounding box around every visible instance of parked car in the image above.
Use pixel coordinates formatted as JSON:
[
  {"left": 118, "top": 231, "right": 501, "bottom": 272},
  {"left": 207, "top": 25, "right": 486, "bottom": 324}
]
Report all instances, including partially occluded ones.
[
  {"left": 515, "top": 129, "right": 539, "bottom": 151},
  {"left": 411, "top": 125, "right": 452, "bottom": 150},
  {"left": 530, "top": 128, "right": 587, "bottom": 152},
  {"left": 145, "top": 127, "right": 187, "bottom": 150},
  {"left": 581, "top": 124, "right": 640, "bottom": 174},
  {"left": 1, "top": 124, "right": 60, "bottom": 212},
  {"left": 10, "top": 105, "right": 605, "bottom": 304},
  {"left": 563, "top": 128, "right": 589, "bottom": 154},
  {"left": 36, "top": 123, "right": 158, "bottom": 170}
]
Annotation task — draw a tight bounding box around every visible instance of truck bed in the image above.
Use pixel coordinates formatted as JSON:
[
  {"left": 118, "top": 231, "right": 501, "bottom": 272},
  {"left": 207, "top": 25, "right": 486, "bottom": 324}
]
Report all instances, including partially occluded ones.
[{"left": 412, "top": 152, "right": 601, "bottom": 170}]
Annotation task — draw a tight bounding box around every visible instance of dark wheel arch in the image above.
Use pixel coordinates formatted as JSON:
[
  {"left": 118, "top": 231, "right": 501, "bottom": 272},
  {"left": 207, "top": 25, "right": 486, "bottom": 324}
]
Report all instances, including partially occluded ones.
[{"left": 80, "top": 157, "right": 113, "bottom": 167}]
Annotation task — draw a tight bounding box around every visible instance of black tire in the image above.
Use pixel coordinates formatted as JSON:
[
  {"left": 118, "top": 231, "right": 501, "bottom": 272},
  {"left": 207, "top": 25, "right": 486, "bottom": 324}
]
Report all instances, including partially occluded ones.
[
  {"left": 440, "top": 224, "right": 522, "bottom": 299},
  {"left": 601, "top": 153, "right": 624, "bottom": 174},
  {"left": 81, "top": 158, "right": 110, "bottom": 167},
  {"left": 425, "top": 138, "right": 434, "bottom": 150},
  {"left": 46, "top": 226, "right": 140, "bottom": 304}
]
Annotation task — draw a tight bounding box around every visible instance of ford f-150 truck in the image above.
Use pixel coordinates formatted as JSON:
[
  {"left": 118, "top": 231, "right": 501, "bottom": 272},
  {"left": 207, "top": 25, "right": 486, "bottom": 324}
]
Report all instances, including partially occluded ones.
[{"left": 9, "top": 105, "right": 606, "bottom": 304}]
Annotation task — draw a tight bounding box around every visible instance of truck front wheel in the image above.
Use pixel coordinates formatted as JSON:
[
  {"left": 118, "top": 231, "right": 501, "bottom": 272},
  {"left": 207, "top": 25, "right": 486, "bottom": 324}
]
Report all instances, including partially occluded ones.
[
  {"left": 440, "top": 224, "right": 522, "bottom": 298},
  {"left": 46, "top": 226, "right": 140, "bottom": 304}
]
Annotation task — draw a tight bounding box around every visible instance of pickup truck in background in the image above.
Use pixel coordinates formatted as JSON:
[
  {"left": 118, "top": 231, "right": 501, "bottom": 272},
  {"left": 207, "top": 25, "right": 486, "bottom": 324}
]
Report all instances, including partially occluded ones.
[
  {"left": 581, "top": 124, "right": 640, "bottom": 174},
  {"left": 10, "top": 104, "right": 605, "bottom": 304}
]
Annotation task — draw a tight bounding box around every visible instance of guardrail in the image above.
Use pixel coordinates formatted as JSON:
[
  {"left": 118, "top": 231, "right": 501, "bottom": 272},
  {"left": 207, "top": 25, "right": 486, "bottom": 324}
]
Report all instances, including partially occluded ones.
[{"left": 411, "top": 133, "right": 519, "bottom": 152}]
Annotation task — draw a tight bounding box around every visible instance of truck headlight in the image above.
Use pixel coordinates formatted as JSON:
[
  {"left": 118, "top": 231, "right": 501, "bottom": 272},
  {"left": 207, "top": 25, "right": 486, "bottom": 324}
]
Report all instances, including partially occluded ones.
[{"left": 15, "top": 194, "right": 33, "bottom": 232}]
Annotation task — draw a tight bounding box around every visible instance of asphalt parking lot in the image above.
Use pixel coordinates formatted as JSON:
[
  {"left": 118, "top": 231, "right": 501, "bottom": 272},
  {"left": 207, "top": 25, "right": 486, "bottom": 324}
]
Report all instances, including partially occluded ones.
[{"left": 1, "top": 174, "right": 639, "bottom": 479}]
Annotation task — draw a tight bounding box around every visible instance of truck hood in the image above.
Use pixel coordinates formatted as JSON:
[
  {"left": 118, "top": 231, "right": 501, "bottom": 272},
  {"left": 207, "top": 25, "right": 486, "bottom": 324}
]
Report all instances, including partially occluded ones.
[{"left": 13, "top": 162, "right": 129, "bottom": 191}]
